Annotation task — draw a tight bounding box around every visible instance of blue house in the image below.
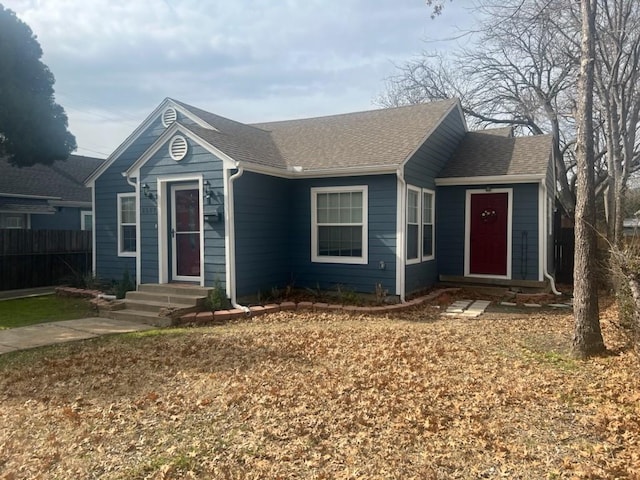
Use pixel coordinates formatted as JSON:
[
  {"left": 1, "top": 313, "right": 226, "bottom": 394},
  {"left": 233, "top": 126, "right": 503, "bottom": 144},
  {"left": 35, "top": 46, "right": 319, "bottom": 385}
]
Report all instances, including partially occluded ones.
[
  {"left": 86, "top": 98, "right": 555, "bottom": 309},
  {"left": 1, "top": 155, "right": 103, "bottom": 231}
]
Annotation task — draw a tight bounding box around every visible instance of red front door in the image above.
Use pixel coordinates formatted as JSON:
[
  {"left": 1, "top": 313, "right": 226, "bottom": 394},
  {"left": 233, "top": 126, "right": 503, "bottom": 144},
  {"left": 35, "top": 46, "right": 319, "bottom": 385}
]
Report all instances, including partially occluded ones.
[
  {"left": 469, "top": 192, "right": 508, "bottom": 276},
  {"left": 172, "top": 186, "right": 201, "bottom": 279}
]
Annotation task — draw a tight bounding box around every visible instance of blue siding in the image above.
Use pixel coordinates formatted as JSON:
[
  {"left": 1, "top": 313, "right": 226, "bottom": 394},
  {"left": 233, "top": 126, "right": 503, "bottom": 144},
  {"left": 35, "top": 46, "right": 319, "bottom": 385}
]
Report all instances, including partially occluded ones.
[
  {"left": 436, "top": 183, "right": 540, "bottom": 281},
  {"left": 30, "top": 208, "right": 86, "bottom": 230},
  {"left": 404, "top": 106, "right": 466, "bottom": 294},
  {"left": 94, "top": 117, "right": 167, "bottom": 282},
  {"left": 234, "top": 172, "right": 291, "bottom": 297},
  {"left": 288, "top": 175, "right": 397, "bottom": 295},
  {"left": 139, "top": 140, "right": 226, "bottom": 287}
]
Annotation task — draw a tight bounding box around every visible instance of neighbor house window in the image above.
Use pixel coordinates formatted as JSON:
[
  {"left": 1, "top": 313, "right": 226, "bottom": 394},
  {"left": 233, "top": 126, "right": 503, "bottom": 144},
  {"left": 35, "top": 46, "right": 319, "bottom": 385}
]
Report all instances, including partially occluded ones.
[
  {"left": 311, "top": 186, "right": 368, "bottom": 264},
  {"left": 0, "top": 213, "right": 27, "bottom": 229},
  {"left": 81, "top": 211, "right": 93, "bottom": 231},
  {"left": 406, "top": 186, "right": 435, "bottom": 262},
  {"left": 117, "top": 193, "right": 136, "bottom": 256}
]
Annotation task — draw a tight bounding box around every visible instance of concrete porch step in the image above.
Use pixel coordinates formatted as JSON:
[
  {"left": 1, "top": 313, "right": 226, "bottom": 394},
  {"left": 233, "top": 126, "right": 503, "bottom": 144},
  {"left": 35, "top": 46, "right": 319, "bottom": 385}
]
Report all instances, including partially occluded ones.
[
  {"left": 125, "top": 290, "right": 207, "bottom": 307},
  {"left": 121, "top": 298, "right": 196, "bottom": 314},
  {"left": 137, "top": 283, "right": 211, "bottom": 297},
  {"left": 110, "top": 309, "right": 172, "bottom": 328}
]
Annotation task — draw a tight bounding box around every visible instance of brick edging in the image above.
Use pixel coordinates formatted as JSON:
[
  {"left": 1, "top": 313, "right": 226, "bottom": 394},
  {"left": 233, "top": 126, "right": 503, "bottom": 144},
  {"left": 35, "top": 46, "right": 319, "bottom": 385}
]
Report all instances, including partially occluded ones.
[
  {"left": 55, "top": 286, "right": 104, "bottom": 299},
  {"left": 176, "top": 288, "right": 460, "bottom": 326}
]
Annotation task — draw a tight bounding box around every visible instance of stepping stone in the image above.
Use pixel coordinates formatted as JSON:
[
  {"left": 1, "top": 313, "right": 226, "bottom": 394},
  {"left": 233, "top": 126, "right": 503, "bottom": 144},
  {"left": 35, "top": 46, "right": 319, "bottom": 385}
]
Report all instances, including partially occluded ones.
[
  {"left": 446, "top": 300, "right": 473, "bottom": 314},
  {"left": 549, "top": 303, "right": 572, "bottom": 308},
  {"left": 500, "top": 301, "right": 517, "bottom": 307},
  {"left": 524, "top": 303, "right": 542, "bottom": 308}
]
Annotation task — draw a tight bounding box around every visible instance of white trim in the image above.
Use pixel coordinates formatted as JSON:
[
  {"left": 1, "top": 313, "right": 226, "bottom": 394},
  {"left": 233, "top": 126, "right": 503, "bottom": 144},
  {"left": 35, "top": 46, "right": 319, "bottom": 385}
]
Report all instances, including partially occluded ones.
[
  {"left": 117, "top": 192, "right": 137, "bottom": 257},
  {"left": 162, "top": 107, "right": 177, "bottom": 127},
  {"left": 127, "top": 122, "right": 237, "bottom": 177},
  {"left": 310, "top": 185, "right": 368, "bottom": 265},
  {"left": 80, "top": 210, "right": 92, "bottom": 231},
  {"left": 91, "top": 185, "right": 96, "bottom": 275},
  {"left": 242, "top": 162, "right": 398, "bottom": 179},
  {"left": 538, "top": 184, "right": 545, "bottom": 282},
  {"left": 464, "top": 188, "right": 513, "bottom": 279},
  {"left": 422, "top": 188, "right": 435, "bottom": 261},
  {"left": 0, "top": 192, "right": 60, "bottom": 200},
  {"left": 395, "top": 170, "right": 405, "bottom": 298},
  {"left": 436, "top": 174, "right": 545, "bottom": 186},
  {"left": 156, "top": 174, "right": 205, "bottom": 286},
  {"left": 169, "top": 135, "right": 188, "bottom": 161},
  {"left": 406, "top": 185, "right": 422, "bottom": 265},
  {"left": 49, "top": 200, "right": 92, "bottom": 208},
  {"left": 85, "top": 98, "right": 218, "bottom": 187},
  {"left": 170, "top": 183, "right": 203, "bottom": 283}
]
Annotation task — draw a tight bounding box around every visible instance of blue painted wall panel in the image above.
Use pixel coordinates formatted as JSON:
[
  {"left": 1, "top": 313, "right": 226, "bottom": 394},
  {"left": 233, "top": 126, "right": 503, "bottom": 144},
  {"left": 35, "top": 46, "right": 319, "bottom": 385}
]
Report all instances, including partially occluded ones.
[
  {"left": 436, "top": 183, "right": 541, "bottom": 281},
  {"left": 234, "top": 172, "right": 292, "bottom": 297},
  {"left": 403, "top": 106, "right": 466, "bottom": 294},
  {"left": 288, "top": 175, "right": 397, "bottom": 296},
  {"left": 94, "top": 116, "right": 169, "bottom": 282},
  {"left": 139, "top": 140, "right": 226, "bottom": 287}
]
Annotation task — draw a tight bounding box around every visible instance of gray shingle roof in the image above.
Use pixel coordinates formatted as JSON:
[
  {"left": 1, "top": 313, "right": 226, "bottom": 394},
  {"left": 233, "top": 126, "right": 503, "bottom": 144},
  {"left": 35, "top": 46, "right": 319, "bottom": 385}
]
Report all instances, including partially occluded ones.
[
  {"left": 0, "top": 155, "right": 104, "bottom": 202},
  {"left": 437, "top": 130, "right": 552, "bottom": 179},
  {"left": 175, "top": 98, "right": 459, "bottom": 171}
]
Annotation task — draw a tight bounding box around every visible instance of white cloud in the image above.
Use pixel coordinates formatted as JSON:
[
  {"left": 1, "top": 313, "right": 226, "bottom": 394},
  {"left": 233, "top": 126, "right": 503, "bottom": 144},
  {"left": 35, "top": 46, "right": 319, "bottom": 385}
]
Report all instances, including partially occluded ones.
[{"left": 3, "top": 0, "right": 477, "bottom": 157}]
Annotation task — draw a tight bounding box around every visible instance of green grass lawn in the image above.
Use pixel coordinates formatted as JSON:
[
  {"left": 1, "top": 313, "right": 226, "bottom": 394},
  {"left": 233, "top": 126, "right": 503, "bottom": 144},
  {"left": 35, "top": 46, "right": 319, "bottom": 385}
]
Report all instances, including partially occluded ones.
[{"left": 0, "top": 295, "right": 94, "bottom": 329}]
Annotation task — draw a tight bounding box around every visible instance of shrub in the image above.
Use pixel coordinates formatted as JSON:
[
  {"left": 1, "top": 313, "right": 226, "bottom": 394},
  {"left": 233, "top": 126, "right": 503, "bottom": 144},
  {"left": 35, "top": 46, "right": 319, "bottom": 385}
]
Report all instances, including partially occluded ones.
[
  {"left": 205, "top": 280, "right": 230, "bottom": 311},
  {"left": 115, "top": 269, "right": 135, "bottom": 299}
]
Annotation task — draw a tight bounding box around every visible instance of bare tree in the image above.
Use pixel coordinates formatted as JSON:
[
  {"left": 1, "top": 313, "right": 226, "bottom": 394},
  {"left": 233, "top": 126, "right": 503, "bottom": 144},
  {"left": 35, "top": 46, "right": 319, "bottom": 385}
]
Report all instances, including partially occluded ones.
[
  {"left": 572, "top": 0, "right": 606, "bottom": 358},
  {"left": 593, "top": 0, "right": 640, "bottom": 245},
  {"left": 378, "top": 0, "right": 581, "bottom": 216}
]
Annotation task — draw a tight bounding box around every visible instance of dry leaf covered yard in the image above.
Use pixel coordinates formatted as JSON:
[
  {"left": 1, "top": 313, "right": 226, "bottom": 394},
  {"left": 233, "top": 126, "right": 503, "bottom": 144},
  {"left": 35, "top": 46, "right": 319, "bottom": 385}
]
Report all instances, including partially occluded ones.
[{"left": 1, "top": 302, "right": 639, "bottom": 479}]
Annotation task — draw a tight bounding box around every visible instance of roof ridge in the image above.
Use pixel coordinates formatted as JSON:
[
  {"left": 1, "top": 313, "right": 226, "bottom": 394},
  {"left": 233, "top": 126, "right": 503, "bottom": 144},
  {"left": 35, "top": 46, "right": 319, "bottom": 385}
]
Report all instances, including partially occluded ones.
[
  {"left": 250, "top": 98, "right": 459, "bottom": 128},
  {"left": 170, "top": 98, "right": 271, "bottom": 133}
]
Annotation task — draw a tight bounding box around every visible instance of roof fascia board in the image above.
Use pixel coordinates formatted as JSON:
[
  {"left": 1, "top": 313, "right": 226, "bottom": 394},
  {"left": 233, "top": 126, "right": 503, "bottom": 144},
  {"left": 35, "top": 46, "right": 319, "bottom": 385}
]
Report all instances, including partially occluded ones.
[
  {"left": 435, "top": 174, "right": 545, "bottom": 186},
  {"left": 127, "top": 123, "right": 238, "bottom": 177},
  {"left": 241, "top": 163, "right": 397, "bottom": 179},
  {"left": 84, "top": 98, "right": 218, "bottom": 187},
  {"left": 400, "top": 99, "right": 462, "bottom": 169},
  {"left": 48, "top": 200, "right": 92, "bottom": 208},
  {"left": 0, "top": 193, "right": 61, "bottom": 200}
]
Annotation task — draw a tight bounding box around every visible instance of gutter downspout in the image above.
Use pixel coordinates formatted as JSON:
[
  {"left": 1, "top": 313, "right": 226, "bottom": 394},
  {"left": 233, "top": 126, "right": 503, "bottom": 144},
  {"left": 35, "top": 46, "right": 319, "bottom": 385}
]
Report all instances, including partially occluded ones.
[
  {"left": 227, "top": 166, "right": 251, "bottom": 314},
  {"left": 396, "top": 168, "right": 406, "bottom": 303},
  {"left": 542, "top": 183, "right": 562, "bottom": 295}
]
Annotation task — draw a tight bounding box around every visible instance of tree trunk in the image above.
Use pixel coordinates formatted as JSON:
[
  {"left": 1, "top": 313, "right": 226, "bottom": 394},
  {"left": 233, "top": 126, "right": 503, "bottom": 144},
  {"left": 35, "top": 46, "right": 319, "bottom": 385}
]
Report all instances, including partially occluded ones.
[{"left": 572, "top": 0, "right": 606, "bottom": 358}]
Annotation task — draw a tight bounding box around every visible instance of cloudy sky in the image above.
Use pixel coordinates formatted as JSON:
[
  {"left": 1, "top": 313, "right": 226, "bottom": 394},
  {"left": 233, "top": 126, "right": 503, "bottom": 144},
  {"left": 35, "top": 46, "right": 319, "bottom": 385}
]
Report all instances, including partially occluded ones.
[{"left": 4, "top": 0, "right": 477, "bottom": 158}]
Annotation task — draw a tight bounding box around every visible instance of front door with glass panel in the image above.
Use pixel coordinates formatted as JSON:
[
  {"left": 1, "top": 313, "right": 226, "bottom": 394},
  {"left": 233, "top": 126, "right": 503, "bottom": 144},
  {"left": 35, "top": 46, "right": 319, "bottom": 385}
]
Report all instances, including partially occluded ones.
[{"left": 170, "top": 184, "right": 201, "bottom": 281}]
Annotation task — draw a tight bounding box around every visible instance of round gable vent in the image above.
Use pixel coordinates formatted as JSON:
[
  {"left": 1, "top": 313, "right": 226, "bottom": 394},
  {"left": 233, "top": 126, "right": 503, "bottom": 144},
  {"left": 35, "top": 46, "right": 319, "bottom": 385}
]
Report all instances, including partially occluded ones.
[
  {"left": 162, "top": 107, "right": 177, "bottom": 127},
  {"left": 169, "top": 135, "right": 188, "bottom": 161}
]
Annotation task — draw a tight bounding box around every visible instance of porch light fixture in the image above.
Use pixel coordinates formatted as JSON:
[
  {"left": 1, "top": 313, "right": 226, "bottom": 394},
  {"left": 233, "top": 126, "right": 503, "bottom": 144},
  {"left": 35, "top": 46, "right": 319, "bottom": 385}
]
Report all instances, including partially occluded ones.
[
  {"left": 142, "top": 183, "right": 154, "bottom": 200},
  {"left": 203, "top": 180, "right": 212, "bottom": 199}
]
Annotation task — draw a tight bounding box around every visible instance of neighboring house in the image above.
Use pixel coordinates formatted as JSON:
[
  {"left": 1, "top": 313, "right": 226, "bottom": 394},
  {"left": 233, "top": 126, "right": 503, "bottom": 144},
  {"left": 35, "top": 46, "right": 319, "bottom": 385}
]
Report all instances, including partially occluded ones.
[
  {"left": 0, "top": 155, "right": 104, "bottom": 230},
  {"left": 624, "top": 218, "right": 640, "bottom": 238},
  {"left": 86, "top": 98, "right": 555, "bottom": 303}
]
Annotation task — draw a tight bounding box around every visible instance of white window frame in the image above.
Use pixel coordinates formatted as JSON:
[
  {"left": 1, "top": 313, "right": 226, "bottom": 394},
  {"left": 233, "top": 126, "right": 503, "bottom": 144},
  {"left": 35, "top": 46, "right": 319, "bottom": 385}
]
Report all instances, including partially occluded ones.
[
  {"left": 311, "top": 185, "right": 368, "bottom": 265},
  {"left": 406, "top": 186, "right": 422, "bottom": 265},
  {"left": 80, "top": 210, "right": 92, "bottom": 231},
  {"left": 406, "top": 185, "right": 436, "bottom": 264},
  {"left": 0, "top": 213, "right": 28, "bottom": 229},
  {"left": 117, "top": 193, "right": 137, "bottom": 257},
  {"left": 422, "top": 189, "right": 435, "bottom": 261}
]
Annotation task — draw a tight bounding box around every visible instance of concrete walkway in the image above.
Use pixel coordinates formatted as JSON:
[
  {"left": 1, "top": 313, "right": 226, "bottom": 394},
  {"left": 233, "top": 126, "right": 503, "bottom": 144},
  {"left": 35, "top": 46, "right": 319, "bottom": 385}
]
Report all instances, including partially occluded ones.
[{"left": 0, "top": 318, "right": 155, "bottom": 355}]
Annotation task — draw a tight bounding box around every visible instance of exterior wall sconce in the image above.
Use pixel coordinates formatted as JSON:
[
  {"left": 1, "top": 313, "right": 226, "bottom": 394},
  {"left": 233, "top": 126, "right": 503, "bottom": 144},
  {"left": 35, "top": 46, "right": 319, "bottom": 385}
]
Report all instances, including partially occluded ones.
[
  {"left": 142, "top": 183, "right": 155, "bottom": 200},
  {"left": 203, "top": 180, "right": 212, "bottom": 199}
]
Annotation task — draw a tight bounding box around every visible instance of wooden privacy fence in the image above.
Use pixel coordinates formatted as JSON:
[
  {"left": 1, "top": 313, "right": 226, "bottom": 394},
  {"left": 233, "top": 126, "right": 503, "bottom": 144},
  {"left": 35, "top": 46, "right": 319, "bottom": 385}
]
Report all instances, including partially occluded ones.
[{"left": 0, "top": 230, "right": 92, "bottom": 291}]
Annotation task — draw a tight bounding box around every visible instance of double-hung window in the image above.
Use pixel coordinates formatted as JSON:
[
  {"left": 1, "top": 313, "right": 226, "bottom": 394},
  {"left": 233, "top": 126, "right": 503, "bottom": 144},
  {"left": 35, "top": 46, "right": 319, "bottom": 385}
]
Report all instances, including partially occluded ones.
[
  {"left": 406, "top": 186, "right": 435, "bottom": 262},
  {"left": 311, "top": 186, "right": 368, "bottom": 264},
  {"left": 117, "top": 193, "right": 136, "bottom": 256}
]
